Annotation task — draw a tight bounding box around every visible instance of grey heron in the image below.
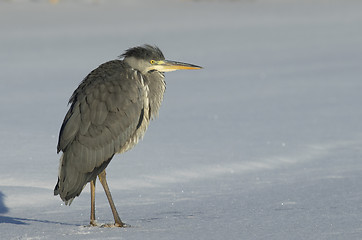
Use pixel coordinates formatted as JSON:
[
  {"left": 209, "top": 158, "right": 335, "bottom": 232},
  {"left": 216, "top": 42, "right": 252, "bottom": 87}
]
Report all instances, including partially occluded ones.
[{"left": 54, "top": 44, "right": 202, "bottom": 227}]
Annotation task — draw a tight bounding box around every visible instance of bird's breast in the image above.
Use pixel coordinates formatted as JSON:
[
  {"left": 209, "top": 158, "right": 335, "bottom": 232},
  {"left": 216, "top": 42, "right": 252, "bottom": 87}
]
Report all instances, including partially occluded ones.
[{"left": 117, "top": 71, "right": 151, "bottom": 154}]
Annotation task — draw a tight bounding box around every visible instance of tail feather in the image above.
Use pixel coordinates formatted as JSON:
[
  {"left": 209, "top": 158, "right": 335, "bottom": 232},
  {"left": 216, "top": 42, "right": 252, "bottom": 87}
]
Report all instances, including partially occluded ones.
[
  {"left": 54, "top": 152, "right": 113, "bottom": 205},
  {"left": 54, "top": 153, "right": 89, "bottom": 205}
]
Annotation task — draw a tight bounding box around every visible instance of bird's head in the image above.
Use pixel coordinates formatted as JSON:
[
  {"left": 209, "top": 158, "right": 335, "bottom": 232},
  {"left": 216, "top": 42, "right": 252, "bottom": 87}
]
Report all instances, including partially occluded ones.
[{"left": 122, "top": 44, "right": 202, "bottom": 74}]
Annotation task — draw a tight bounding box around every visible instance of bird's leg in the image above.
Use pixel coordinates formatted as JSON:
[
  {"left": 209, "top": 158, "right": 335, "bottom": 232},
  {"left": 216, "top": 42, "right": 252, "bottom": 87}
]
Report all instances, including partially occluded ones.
[
  {"left": 90, "top": 180, "right": 97, "bottom": 226},
  {"left": 98, "top": 170, "right": 124, "bottom": 227}
]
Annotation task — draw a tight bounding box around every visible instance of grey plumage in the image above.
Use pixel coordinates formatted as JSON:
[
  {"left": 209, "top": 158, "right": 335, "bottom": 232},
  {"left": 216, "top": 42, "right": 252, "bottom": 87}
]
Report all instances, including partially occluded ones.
[{"left": 54, "top": 44, "right": 201, "bottom": 226}]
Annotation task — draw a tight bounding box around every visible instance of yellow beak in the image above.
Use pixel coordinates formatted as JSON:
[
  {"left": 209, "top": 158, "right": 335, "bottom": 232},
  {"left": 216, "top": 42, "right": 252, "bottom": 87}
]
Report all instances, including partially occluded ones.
[{"left": 152, "top": 60, "right": 202, "bottom": 72}]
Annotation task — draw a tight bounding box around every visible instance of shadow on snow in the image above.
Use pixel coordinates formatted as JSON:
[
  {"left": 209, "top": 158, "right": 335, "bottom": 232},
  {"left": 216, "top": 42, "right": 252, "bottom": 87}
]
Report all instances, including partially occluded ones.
[
  {"left": 0, "top": 215, "right": 79, "bottom": 226},
  {"left": 0, "top": 191, "right": 76, "bottom": 226}
]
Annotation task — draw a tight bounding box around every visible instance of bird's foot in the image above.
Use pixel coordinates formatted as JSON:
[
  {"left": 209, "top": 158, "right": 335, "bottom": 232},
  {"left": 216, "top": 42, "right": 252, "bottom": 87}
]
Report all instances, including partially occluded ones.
[
  {"left": 87, "top": 220, "right": 129, "bottom": 228},
  {"left": 100, "top": 222, "right": 129, "bottom": 228},
  {"left": 90, "top": 219, "right": 98, "bottom": 227}
]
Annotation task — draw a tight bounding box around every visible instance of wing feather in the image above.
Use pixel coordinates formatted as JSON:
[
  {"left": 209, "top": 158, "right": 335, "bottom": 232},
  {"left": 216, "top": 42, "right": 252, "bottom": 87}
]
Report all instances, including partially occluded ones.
[{"left": 55, "top": 60, "right": 145, "bottom": 203}]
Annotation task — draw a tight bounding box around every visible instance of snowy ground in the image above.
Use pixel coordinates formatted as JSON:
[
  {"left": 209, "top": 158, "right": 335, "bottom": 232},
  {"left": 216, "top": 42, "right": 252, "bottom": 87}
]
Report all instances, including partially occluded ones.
[{"left": 1, "top": 0, "right": 362, "bottom": 239}]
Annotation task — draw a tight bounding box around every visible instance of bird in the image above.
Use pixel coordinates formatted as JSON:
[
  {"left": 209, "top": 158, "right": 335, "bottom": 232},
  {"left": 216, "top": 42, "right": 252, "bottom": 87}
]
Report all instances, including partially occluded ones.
[{"left": 54, "top": 44, "right": 202, "bottom": 227}]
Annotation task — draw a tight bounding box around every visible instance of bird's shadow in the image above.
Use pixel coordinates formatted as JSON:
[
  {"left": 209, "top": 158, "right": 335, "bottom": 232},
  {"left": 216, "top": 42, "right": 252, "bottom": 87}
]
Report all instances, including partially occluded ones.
[
  {"left": 0, "top": 215, "right": 28, "bottom": 225},
  {"left": 0, "top": 215, "right": 79, "bottom": 226},
  {"left": 0, "top": 191, "right": 9, "bottom": 215},
  {"left": 0, "top": 191, "right": 77, "bottom": 226},
  {"left": 0, "top": 191, "right": 27, "bottom": 225}
]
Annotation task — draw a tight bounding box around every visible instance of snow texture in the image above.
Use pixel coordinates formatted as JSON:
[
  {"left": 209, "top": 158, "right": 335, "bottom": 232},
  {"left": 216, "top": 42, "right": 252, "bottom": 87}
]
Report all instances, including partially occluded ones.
[{"left": 1, "top": 0, "right": 362, "bottom": 239}]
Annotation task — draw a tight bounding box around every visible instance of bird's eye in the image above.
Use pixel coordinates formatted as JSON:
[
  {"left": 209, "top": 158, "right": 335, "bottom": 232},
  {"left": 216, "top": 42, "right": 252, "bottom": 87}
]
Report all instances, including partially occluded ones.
[{"left": 150, "top": 60, "right": 155, "bottom": 64}]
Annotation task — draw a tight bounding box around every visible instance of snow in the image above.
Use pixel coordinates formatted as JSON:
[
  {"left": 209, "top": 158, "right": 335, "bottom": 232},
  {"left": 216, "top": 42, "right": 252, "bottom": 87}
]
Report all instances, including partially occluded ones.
[{"left": 1, "top": 0, "right": 362, "bottom": 239}]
